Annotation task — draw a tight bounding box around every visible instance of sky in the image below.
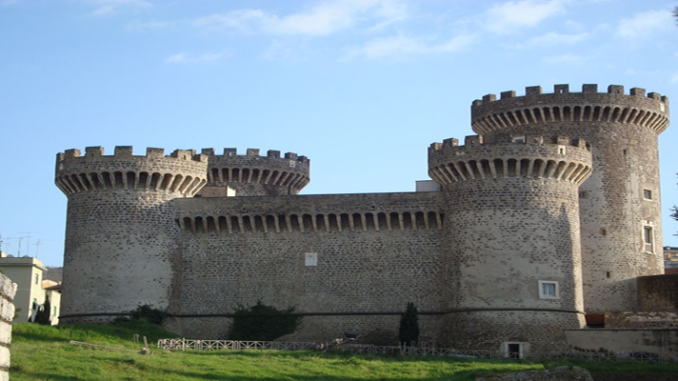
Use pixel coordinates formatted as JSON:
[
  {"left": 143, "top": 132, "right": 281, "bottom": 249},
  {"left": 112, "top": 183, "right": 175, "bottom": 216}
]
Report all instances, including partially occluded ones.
[{"left": 1, "top": 0, "right": 678, "bottom": 267}]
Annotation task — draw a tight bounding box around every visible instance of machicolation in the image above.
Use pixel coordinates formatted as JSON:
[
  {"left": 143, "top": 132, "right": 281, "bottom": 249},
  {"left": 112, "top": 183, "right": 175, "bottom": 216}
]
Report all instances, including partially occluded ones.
[{"left": 55, "top": 84, "right": 670, "bottom": 356}]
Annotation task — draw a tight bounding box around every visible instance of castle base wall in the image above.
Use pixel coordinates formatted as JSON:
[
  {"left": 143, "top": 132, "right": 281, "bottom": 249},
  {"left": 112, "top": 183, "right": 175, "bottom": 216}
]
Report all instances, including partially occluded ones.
[
  {"left": 441, "top": 310, "right": 585, "bottom": 354},
  {"left": 166, "top": 314, "right": 444, "bottom": 345}
]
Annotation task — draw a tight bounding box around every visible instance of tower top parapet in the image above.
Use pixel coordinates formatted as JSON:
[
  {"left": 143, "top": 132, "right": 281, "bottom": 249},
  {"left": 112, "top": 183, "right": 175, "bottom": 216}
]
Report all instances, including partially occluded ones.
[
  {"left": 428, "top": 135, "right": 592, "bottom": 185},
  {"left": 200, "top": 147, "right": 310, "bottom": 196},
  {"left": 55, "top": 146, "right": 208, "bottom": 197},
  {"left": 472, "top": 84, "right": 669, "bottom": 135}
]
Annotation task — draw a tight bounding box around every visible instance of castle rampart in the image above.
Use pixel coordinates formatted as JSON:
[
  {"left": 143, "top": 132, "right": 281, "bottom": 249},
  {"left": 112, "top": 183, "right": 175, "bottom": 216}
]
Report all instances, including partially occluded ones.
[
  {"left": 200, "top": 148, "right": 310, "bottom": 197},
  {"left": 470, "top": 85, "right": 668, "bottom": 314},
  {"left": 432, "top": 135, "right": 592, "bottom": 352},
  {"left": 56, "top": 146, "right": 209, "bottom": 323},
  {"left": 471, "top": 85, "right": 669, "bottom": 136},
  {"left": 169, "top": 192, "right": 446, "bottom": 341},
  {"left": 54, "top": 82, "right": 670, "bottom": 353},
  {"left": 175, "top": 192, "right": 443, "bottom": 234}
]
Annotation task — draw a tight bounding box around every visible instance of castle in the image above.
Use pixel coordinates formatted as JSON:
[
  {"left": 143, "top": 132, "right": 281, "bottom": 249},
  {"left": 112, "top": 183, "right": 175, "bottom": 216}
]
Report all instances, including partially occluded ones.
[{"left": 55, "top": 84, "right": 669, "bottom": 355}]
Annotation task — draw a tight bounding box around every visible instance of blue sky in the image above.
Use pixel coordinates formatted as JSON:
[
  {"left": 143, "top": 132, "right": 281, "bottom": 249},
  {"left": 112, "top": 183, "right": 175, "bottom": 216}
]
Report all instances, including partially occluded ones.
[{"left": 1, "top": 0, "right": 678, "bottom": 267}]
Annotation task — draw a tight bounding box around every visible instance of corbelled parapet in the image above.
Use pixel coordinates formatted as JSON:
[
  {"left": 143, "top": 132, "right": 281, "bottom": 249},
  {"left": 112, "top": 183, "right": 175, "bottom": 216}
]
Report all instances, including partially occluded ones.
[
  {"left": 428, "top": 135, "right": 592, "bottom": 186},
  {"left": 471, "top": 84, "right": 669, "bottom": 136},
  {"left": 199, "top": 148, "right": 311, "bottom": 196},
  {"left": 55, "top": 146, "right": 208, "bottom": 197}
]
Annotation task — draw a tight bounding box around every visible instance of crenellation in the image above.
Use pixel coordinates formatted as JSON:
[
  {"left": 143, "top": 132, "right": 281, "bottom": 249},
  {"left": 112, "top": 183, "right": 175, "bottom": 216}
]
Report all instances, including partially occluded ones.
[
  {"left": 608, "top": 85, "right": 624, "bottom": 94},
  {"left": 631, "top": 87, "right": 646, "bottom": 96},
  {"left": 114, "top": 146, "right": 133, "bottom": 157},
  {"left": 147, "top": 147, "right": 165, "bottom": 158},
  {"left": 582, "top": 84, "right": 598, "bottom": 93},
  {"left": 525, "top": 85, "right": 542, "bottom": 95},
  {"left": 482, "top": 94, "right": 496, "bottom": 103},
  {"left": 85, "top": 146, "right": 103, "bottom": 157},
  {"left": 554, "top": 84, "right": 569, "bottom": 94},
  {"left": 500, "top": 90, "right": 516, "bottom": 99},
  {"left": 54, "top": 81, "right": 670, "bottom": 353}
]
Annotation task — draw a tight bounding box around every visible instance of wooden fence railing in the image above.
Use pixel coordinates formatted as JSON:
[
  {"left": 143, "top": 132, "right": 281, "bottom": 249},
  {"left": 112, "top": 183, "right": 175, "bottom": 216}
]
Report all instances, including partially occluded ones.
[{"left": 156, "top": 338, "right": 678, "bottom": 362}]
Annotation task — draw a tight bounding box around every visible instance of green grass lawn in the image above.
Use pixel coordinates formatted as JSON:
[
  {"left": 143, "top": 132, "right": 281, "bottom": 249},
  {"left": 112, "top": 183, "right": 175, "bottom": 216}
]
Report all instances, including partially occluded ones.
[{"left": 9, "top": 322, "right": 678, "bottom": 381}]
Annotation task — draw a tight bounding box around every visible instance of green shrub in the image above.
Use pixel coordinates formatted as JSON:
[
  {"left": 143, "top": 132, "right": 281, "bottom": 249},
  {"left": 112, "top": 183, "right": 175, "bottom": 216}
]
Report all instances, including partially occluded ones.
[
  {"left": 398, "top": 302, "right": 419, "bottom": 347},
  {"left": 228, "top": 299, "right": 302, "bottom": 341},
  {"left": 114, "top": 304, "right": 167, "bottom": 326}
]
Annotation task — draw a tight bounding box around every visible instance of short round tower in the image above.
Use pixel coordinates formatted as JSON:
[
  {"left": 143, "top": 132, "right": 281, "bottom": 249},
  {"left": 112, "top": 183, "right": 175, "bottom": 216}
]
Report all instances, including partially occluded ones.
[
  {"left": 55, "top": 146, "right": 208, "bottom": 323},
  {"left": 199, "top": 148, "right": 310, "bottom": 197},
  {"left": 471, "top": 84, "right": 669, "bottom": 313},
  {"left": 429, "top": 135, "right": 592, "bottom": 354}
]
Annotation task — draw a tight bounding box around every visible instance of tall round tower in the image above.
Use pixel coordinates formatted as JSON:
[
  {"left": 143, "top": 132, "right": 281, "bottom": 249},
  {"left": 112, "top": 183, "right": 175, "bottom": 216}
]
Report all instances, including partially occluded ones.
[
  {"left": 55, "top": 146, "right": 208, "bottom": 323},
  {"left": 199, "top": 148, "right": 310, "bottom": 197},
  {"left": 429, "top": 135, "right": 592, "bottom": 354},
  {"left": 471, "top": 84, "right": 669, "bottom": 314}
]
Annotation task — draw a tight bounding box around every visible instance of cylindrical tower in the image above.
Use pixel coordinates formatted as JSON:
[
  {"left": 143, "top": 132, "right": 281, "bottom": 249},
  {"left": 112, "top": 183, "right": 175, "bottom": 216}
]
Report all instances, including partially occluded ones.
[
  {"left": 55, "top": 146, "right": 208, "bottom": 323},
  {"left": 471, "top": 84, "right": 669, "bottom": 314},
  {"left": 429, "top": 135, "right": 592, "bottom": 354},
  {"left": 199, "top": 148, "right": 310, "bottom": 197}
]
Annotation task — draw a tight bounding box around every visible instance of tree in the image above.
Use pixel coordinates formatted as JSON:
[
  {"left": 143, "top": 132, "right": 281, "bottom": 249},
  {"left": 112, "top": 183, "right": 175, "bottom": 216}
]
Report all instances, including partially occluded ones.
[
  {"left": 228, "top": 300, "right": 302, "bottom": 341},
  {"left": 34, "top": 296, "right": 51, "bottom": 325},
  {"left": 398, "top": 302, "right": 420, "bottom": 347}
]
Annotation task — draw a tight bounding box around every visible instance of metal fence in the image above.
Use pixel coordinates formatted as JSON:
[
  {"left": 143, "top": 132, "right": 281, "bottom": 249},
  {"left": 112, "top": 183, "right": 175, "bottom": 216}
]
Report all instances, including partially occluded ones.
[{"left": 156, "top": 338, "right": 677, "bottom": 362}]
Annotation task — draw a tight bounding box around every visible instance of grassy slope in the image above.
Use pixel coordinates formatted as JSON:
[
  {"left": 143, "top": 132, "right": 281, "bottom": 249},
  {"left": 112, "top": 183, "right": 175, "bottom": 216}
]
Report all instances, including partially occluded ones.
[{"left": 9, "top": 323, "right": 678, "bottom": 381}]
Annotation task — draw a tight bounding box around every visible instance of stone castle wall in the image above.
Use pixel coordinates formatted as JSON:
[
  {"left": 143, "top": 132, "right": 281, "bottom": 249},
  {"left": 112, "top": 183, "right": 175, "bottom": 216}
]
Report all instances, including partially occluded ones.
[
  {"left": 56, "top": 147, "right": 208, "bottom": 322},
  {"left": 54, "top": 83, "right": 670, "bottom": 352},
  {"left": 471, "top": 85, "right": 669, "bottom": 313},
  {"left": 170, "top": 192, "right": 445, "bottom": 341}
]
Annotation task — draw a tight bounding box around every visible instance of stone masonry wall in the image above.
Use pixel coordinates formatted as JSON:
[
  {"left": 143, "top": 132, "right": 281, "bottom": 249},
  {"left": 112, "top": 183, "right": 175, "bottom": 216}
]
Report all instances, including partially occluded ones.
[
  {"left": 605, "top": 311, "right": 678, "bottom": 328},
  {"left": 0, "top": 273, "right": 16, "bottom": 381},
  {"left": 170, "top": 192, "right": 445, "bottom": 341},
  {"left": 637, "top": 274, "right": 678, "bottom": 311},
  {"left": 471, "top": 85, "right": 669, "bottom": 314},
  {"left": 56, "top": 147, "right": 208, "bottom": 322}
]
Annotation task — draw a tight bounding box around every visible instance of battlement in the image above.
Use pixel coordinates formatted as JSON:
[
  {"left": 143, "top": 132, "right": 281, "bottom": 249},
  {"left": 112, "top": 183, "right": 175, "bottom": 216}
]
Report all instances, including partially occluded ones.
[
  {"left": 472, "top": 84, "right": 669, "bottom": 106},
  {"left": 428, "top": 135, "right": 592, "bottom": 185},
  {"left": 57, "top": 146, "right": 207, "bottom": 163},
  {"left": 55, "top": 146, "right": 208, "bottom": 197},
  {"left": 200, "top": 147, "right": 311, "bottom": 195},
  {"left": 200, "top": 148, "right": 309, "bottom": 163},
  {"left": 472, "top": 84, "right": 670, "bottom": 136}
]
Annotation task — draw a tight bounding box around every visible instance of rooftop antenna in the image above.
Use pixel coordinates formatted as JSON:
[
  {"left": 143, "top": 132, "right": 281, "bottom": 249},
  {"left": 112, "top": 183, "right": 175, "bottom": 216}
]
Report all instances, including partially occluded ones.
[
  {"left": 34, "top": 239, "right": 50, "bottom": 259},
  {"left": 18, "top": 232, "right": 34, "bottom": 257}
]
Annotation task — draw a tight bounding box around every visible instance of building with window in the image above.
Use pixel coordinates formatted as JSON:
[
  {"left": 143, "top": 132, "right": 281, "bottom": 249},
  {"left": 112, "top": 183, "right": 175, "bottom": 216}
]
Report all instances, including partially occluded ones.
[{"left": 0, "top": 252, "right": 61, "bottom": 324}]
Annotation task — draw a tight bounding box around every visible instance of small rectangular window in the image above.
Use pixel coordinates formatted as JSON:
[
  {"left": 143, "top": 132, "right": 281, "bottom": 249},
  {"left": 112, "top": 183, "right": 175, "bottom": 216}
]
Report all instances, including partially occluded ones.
[
  {"left": 644, "top": 226, "right": 654, "bottom": 253},
  {"left": 643, "top": 189, "right": 652, "bottom": 200},
  {"left": 579, "top": 191, "right": 588, "bottom": 199},
  {"left": 538, "top": 280, "right": 559, "bottom": 299},
  {"left": 35, "top": 274, "right": 39, "bottom": 285},
  {"left": 512, "top": 136, "right": 525, "bottom": 143}
]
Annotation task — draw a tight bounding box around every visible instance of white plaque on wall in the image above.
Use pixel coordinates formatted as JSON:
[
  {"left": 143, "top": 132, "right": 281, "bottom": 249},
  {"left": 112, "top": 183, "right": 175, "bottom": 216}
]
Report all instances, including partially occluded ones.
[{"left": 305, "top": 252, "right": 318, "bottom": 266}]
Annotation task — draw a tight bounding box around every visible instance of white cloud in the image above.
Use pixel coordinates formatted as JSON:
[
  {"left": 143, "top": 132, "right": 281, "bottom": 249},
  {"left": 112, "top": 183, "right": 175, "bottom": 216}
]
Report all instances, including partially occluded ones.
[
  {"left": 617, "top": 9, "right": 673, "bottom": 40},
  {"left": 164, "top": 51, "right": 228, "bottom": 64},
  {"left": 527, "top": 32, "right": 589, "bottom": 46},
  {"left": 125, "top": 20, "right": 171, "bottom": 31},
  {"left": 83, "top": 0, "right": 151, "bottom": 16},
  {"left": 192, "top": 0, "right": 409, "bottom": 36},
  {"left": 485, "top": 0, "right": 567, "bottom": 34},
  {"left": 542, "top": 53, "right": 585, "bottom": 65},
  {"left": 345, "top": 33, "right": 476, "bottom": 60}
]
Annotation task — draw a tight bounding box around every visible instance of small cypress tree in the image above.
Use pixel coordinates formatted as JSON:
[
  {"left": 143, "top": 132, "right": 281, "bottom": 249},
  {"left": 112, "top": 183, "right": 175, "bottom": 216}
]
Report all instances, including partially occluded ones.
[
  {"left": 398, "top": 302, "right": 419, "bottom": 347},
  {"left": 34, "top": 296, "right": 51, "bottom": 325}
]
